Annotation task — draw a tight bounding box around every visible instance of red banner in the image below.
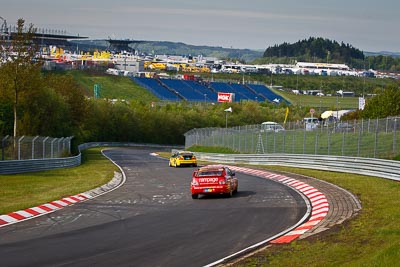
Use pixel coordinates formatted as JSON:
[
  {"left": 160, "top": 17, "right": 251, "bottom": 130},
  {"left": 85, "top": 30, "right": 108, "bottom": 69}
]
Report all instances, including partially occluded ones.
[{"left": 217, "top": 92, "right": 233, "bottom": 102}]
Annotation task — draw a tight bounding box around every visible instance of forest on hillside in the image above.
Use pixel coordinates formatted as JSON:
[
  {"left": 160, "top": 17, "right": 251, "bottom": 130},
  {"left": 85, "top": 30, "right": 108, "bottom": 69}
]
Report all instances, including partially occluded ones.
[
  {"left": 261, "top": 37, "right": 400, "bottom": 72},
  {"left": 263, "top": 37, "right": 364, "bottom": 63}
]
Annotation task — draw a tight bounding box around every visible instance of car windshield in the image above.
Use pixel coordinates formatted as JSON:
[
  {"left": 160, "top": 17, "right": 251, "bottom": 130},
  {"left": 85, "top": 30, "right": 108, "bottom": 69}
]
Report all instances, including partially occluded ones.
[{"left": 196, "top": 171, "right": 222, "bottom": 177}]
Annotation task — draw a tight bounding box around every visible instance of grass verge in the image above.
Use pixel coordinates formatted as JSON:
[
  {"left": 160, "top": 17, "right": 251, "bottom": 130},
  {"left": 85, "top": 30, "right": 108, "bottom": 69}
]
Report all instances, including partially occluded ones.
[
  {"left": 233, "top": 166, "right": 400, "bottom": 267},
  {"left": 0, "top": 148, "right": 118, "bottom": 214}
]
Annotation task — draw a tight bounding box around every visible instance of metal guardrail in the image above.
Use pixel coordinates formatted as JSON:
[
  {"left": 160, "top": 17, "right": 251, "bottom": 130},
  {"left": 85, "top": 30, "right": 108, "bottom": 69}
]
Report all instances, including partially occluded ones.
[
  {"left": 0, "top": 155, "right": 81, "bottom": 174},
  {"left": 1, "top": 140, "right": 398, "bottom": 181},
  {"left": 0, "top": 142, "right": 182, "bottom": 174},
  {"left": 195, "top": 153, "right": 400, "bottom": 182}
]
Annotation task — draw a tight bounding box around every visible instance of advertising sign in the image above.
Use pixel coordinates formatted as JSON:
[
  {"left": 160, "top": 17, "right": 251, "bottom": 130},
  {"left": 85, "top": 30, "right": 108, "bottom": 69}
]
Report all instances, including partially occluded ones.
[{"left": 218, "top": 92, "right": 234, "bottom": 102}]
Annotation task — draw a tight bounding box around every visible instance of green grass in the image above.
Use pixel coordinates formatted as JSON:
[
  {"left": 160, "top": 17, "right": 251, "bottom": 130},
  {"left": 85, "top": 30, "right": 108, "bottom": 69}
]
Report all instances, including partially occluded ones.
[
  {"left": 68, "top": 70, "right": 158, "bottom": 102},
  {"left": 272, "top": 89, "right": 359, "bottom": 110},
  {"left": 0, "top": 148, "right": 118, "bottom": 214},
  {"left": 234, "top": 166, "right": 400, "bottom": 267},
  {"left": 187, "top": 145, "right": 240, "bottom": 154}
]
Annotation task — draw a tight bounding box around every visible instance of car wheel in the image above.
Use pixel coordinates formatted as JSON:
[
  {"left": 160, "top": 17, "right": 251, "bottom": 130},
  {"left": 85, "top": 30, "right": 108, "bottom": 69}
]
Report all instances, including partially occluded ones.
[
  {"left": 192, "top": 194, "right": 198, "bottom": 199},
  {"left": 226, "top": 189, "right": 233, "bottom": 198},
  {"left": 169, "top": 161, "right": 172, "bottom": 167},
  {"left": 193, "top": 163, "right": 197, "bottom": 167}
]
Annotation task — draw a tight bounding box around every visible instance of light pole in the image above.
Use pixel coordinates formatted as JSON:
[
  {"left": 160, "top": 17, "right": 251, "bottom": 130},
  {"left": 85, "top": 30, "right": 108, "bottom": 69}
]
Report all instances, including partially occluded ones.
[{"left": 224, "top": 107, "right": 232, "bottom": 128}]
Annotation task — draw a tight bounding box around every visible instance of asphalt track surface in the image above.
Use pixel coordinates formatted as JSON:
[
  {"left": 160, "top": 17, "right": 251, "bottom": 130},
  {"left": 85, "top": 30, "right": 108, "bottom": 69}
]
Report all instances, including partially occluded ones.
[{"left": 0, "top": 147, "right": 307, "bottom": 267}]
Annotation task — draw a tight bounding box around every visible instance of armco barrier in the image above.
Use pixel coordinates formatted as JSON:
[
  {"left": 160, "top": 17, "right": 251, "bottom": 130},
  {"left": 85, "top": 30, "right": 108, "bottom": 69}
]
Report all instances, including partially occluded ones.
[
  {"left": 0, "top": 142, "right": 182, "bottom": 174},
  {"left": 0, "top": 156, "right": 81, "bottom": 174},
  {"left": 195, "top": 153, "right": 400, "bottom": 182},
  {"left": 2, "top": 142, "right": 398, "bottom": 180}
]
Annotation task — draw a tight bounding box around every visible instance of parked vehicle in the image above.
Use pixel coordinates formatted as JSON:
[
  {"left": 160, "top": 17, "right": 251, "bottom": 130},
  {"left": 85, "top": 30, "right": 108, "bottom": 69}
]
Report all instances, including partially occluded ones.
[
  {"left": 260, "top": 121, "right": 285, "bottom": 132},
  {"left": 334, "top": 122, "right": 355, "bottom": 133},
  {"left": 304, "top": 117, "right": 319, "bottom": 131}
]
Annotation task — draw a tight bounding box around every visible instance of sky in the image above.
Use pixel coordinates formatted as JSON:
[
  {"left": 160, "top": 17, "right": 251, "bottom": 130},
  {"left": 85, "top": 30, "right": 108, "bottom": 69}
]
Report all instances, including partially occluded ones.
[{"left": 3, "top": 0, "right": 400, "bottom": 52}]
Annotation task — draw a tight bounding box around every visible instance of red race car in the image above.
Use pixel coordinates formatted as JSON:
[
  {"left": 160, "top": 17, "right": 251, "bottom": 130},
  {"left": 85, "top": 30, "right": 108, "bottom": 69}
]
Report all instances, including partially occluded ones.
[{"left": 190, "top": 165, "right": 238, "bottom": 199}]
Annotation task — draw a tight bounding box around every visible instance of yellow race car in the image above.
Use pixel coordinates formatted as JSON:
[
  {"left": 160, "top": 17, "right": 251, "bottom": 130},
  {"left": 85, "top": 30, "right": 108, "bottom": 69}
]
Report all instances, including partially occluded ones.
[{"left": 169, "top": 151, "right": 197, "bottom": 167}]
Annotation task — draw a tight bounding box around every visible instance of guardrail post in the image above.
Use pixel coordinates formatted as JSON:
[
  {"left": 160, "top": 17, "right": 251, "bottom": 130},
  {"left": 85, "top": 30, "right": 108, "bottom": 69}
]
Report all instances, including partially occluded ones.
[
  {"left": 51, "top": 138, "right": 57, "bottom": 158},
  {"left": 393, "top": 118, "right": 397, "bottom": 155},
  {"left": 57, "top": 137, "right": 64, "bottom": 157},
  {"left": 292, "top": 133, "right": 295, "bottom": 154},
  {"left": 64, "top": 136, "right": 73, "bottom": 155},
  {"left": 68, "top": 136, "right": 74, "bottom": 155},
  {"left": 18, "top": 136, "right": 25, "bottom": 160},
  {"left": 327, "top": 131, "right": 331, "bottom": 155},
  {"left": 341, "top": 131, "right": 345, "bottom": 156},
  {"left": 238, "top": 127, "right": 241, "bottom": 152},
  {"left": 357, "top": 125, "right": 362, "bottom": 157},
  {"left": 374, "top": 118, "right": 379, "bottom": 158},
  {"left": 32, "top": 136, "right": 39, "bottom": 159},
  {"left": 43, "top": 136, "right": 49, "bottom": 158},
  {"left": 283, "top": 131, "right": 286, "bottom": 153},
  {"left": 2, "top": 135, "right": 9, "bottom": 161},
  {"left": 367, "top": 119, "right": 371, "bottom": 133},
  {"left": 273, "top": 132, "right": 276, "bottom": 153},
  {"left": 232, "top": 129, "right": 235, "bottom": 151}
]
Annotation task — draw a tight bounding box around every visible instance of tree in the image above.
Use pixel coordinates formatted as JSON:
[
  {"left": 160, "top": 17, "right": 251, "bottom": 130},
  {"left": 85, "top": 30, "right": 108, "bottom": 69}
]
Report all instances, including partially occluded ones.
[
  {"left": 361, "top": 85, "right": 400, "bottom": 118},
  {"left": 0, "top": 18, "right": 41, "bottom": 137},
  {"left": 43, "top": 74, "right": 88, "bottom": 137}
]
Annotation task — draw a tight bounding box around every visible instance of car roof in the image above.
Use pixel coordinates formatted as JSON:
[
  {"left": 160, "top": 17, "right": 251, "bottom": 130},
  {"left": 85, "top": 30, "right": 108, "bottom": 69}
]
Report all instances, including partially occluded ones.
[
  {"left": 177, "top": 150, "right": 193, "bottom": 154},
  {"left": 261, "top": 121, "right": 278, "bottom": 125},
  {"left": 198, "top": 165, "right": 226, "bottom": 171}
]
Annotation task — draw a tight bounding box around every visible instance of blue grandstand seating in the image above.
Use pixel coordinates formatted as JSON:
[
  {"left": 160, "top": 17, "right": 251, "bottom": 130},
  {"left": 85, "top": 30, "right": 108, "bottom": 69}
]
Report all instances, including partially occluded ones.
[
  {"left": 228, "top": 83, "right": 261, "bottom": 101},
  {"left": 131, "top": 77, "right": 289, "bottom": 104},
  {"left": 210, "top": 82, "right": 263, "bottom": 102},
  {"left": 161, "top": 79, "right": 205, "bottom": 102},
  {"left": 182, "top": 80, "right": 218, "bottom": 102},
  {"left": 246, "top": 84, "right": 289, "bottom": 104},
  {"left": 132, "top": 77, "right": 181, "bottom": 101}
]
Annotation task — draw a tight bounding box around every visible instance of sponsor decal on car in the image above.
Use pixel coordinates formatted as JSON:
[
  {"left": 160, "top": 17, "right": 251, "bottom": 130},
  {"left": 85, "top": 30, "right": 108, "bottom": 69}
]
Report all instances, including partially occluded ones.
[{"left": 198, "top": 177, "right": 219, "bottom": 183}]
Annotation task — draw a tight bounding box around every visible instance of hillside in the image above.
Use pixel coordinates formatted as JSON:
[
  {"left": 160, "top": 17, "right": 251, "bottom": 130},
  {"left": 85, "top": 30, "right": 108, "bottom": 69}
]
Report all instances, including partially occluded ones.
[
  {"left": 263, "top": 37, "right": 364, "bottom": 64},
  {"left": 68, "top": 70, "right": 158, "bottom": 102},
  {"left": 71, "top": 40, "right": 263, "bottom": 63}
]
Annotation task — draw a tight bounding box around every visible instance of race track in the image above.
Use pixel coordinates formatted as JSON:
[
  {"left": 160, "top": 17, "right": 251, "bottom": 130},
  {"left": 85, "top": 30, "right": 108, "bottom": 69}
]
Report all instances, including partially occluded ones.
[{"left": 0, "top": 147, "right": 307, "bottom": 267}]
